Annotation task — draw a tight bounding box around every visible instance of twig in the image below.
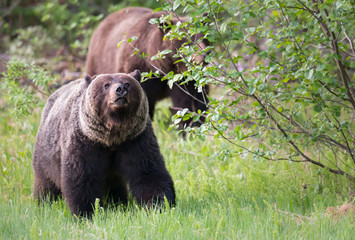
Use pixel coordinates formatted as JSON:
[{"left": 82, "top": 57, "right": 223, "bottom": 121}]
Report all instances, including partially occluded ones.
[
  {"left": 206, "top": 0, "right": 249, "bottom": 88},
  {"left": 210, "top": 121, "right": 305, "bottom": 163},
  {"left": 253, "top": 91, "right": 355, "bottom": 181},
  {"left": 342, "top": 23, "right": 355, "bottom": 55},
  {"left": 124, "top": 38, "right": 210, "bottom": 109}
]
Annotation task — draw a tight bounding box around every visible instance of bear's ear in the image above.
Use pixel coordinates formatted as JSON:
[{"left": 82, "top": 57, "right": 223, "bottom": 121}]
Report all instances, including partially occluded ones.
[
  {"left": 84, "top": 74, "right": 97, "bottom": 85},
  {"left": 130, "top": 69, "right": 141, "bottom": 82},
  {"left": 84, "top": 74, "right": 92, "bottom": 84}
]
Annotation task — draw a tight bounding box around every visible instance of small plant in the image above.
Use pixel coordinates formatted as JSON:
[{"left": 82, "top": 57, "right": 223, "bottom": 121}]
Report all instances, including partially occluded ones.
[{"left": 1, "top": 60, "right": 55, "bottom": 119}]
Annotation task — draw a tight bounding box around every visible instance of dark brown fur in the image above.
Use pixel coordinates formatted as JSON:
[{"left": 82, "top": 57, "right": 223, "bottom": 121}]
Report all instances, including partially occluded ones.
[
  {"left": 32, "top": 70, "right": 175, "bottom": 217},
  {"left": 85, "top": 7, "right": 209, "bottom": 126}
]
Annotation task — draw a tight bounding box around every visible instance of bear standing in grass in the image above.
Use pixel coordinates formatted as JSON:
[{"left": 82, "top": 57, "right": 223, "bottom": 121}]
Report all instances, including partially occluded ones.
[
  {"left": 85, "top": 7, "right": 209, "bottom": 126},
  {"left": 32, "top": 70, "right": 175, "bottom": 217}
]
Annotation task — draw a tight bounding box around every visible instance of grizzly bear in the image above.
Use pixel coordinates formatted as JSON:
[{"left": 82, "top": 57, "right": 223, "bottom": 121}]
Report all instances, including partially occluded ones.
[
  {"left": 32, "top": 70, "right": 175, "bottom": 217},
  {"left": 85, "top": 7, "right": 209, "bottom": 127}
]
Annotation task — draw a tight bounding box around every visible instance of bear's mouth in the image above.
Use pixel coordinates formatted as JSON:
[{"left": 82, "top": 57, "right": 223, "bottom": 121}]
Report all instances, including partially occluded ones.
[{"left": 113, "top": 97, "right": 128, "bottom": 106}]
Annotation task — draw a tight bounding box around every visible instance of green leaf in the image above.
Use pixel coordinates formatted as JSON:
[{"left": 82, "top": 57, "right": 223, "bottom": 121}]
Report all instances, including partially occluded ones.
[
  {"left": 127, "top": 36, "right": 138, "bottom": 43},
  {"left": 272, "top": 10, "right": 279, "bottom": 18},
  {"left": 248, "top": 86, "right": 256, "bottom": 95},
  {"left": 167, "top": 79, "right": 174, "bottom": 89},
  {"left": 183, "top": 112, "right": 192, "bottom": 121},
  {"left": 173, "top": 0, "right": 181, "bottom": 11},
  {"left": 193, "top": 114, "right": 201, "bottom": 122},
  {"left": 313, "top": 104, "right": 322, "bottom": 113},
  {"left": 307, "top": 69, "right": 314, "bottom": 79},
  {"left": 117, "top": 39, "right": 125, "bottom": 48}
]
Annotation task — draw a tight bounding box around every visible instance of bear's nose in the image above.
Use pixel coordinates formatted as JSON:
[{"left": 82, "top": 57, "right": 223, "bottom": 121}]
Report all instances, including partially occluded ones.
[{"left": 115, "top": 83, "right": 129, "bottom": 96}]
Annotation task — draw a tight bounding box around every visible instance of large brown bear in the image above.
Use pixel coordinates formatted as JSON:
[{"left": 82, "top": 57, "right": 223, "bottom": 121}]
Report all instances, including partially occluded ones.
[
  {"left": 32, "top": 70, "right": 175, "bottom": 217},
  {"left": 85, "top": 7, "right": 209, "bottom": 126}
]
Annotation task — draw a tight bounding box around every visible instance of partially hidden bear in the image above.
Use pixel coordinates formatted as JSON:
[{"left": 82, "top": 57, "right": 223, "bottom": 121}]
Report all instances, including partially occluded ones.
[
  {"left": 85, "top": 7, "right": 209, "bottom": 127},
  {"left": 32, "top": 70, "right": 175, "bottom": 217}
]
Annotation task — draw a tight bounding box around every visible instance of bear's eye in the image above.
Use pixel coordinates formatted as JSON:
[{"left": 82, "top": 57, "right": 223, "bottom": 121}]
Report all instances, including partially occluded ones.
[{"left": 104, "top": 83, "right": 110, "bottom": 89}]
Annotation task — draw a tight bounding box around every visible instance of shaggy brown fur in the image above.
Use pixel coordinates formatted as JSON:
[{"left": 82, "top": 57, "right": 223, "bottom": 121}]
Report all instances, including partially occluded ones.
[
  {"left": 85, "top": 7, "right": 209, "bottom": 125},
  {"left": 32, "top": 70, "right": 175, "bottom": 217}
]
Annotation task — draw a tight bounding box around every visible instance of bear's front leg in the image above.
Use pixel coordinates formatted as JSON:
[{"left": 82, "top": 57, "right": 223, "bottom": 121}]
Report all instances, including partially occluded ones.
[
  {"left": 33, "top": 172, "right": 61, "bottom": 203},
  {"left": 119, "top": 121, "right": 176, "bottom": 207},
  {"left": 61, "top": 149, "right": 110, "bottom": 217}
]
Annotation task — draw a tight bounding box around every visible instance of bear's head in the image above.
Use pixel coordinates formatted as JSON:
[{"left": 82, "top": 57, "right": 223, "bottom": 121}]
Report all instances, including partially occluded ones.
[{"left": 80, "top": 70, "right": 149, "bottom": 146}]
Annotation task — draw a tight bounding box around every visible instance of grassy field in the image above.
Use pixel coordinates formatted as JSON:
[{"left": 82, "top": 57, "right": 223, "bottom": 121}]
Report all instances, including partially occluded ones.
[{"left": 0, "top": 95, "right": 354, "bottom": 239}]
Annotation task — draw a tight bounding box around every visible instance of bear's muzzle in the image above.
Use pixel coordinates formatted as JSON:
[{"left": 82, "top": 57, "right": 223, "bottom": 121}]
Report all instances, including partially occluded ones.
[{"left": 115, "top": 83, "right": 129, "bottom": 97}]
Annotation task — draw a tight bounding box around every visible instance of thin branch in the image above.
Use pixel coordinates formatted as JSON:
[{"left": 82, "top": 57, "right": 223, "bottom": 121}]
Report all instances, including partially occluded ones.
[
  {"left": 210, "top": 121, "right": 305, "bottom": 162},
  {"left": 331, "top": 114, "right": 355, "bottom": 164},
  {"left": 124, "top": 39, "right": 211, "bottom": 109},
  {"left": 311, "top": 94, "right": 355, "bottom": 158},
  {"left": 316, "top": 0, "right": 355, "bottom": 110},
  {"left": 252, "top": 91, "right": 355, "bottom": 181},
  {"left": 298, "top": 0, "right": 355, "bottom": 109},
  {"left": 267, "top": 102, "right": 306, "bottom": 132},
  {"left": 317, "top": 79, "right": 342, "bottom": 99},
  {"left": 323, "top": 140, "right": 355, "bottom": 171},
  {"left": 349, "top": 113, "right": 355, "bottom": 140},
  {"left": 292, "top": 95, "right": 352, "bottom": 109},
  {"left": 24, "top": 78, "right": 50, "bottom": 96},
  {"left": 206, "top": 0, "right": 249, "bottom": 88},
  {"left": 244, "top": 39, "right": 287, "bottom": 68},
  {"left": 279, "top": 1, "right": 306, "bottom": 56},
  {"left": 232, "top": 112, "right": 355, "bottom": 156},
  {"left": 319, "top": 135, "right": 355, "bottom": 155},
  {"left": 342, "top": 23, "right": 355, "bottom": 55}
]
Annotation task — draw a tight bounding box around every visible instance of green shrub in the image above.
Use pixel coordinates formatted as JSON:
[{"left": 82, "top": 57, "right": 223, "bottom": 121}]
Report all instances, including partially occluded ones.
[
  {"left": 1, "top": 60, "right": 55, "bottom": 119},
  {"left": 156, "top": 0, "right": 355, "bottom": 181}
]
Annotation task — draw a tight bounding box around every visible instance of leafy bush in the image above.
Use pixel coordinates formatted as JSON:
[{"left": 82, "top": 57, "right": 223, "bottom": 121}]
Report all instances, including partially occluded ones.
[
  {"left": 156, "top": 0, "right": 355, "bottom": 181},
  {"left": 1, "top": 60, "right": 55, "bottom": 119}
]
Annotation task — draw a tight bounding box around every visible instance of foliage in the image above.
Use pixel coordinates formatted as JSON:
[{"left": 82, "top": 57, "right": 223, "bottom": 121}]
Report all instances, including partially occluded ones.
[
  {"left": 0, "top": 60, "right": 55, "bottom": 119},
  {"left": 154, "top": 0, "right": 355, "bottom": 181}
]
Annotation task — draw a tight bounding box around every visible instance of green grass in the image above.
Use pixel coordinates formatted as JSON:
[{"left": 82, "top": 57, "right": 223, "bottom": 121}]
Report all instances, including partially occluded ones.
[{"left": 0, "top": 98, "right": 354, "bottom": 240}]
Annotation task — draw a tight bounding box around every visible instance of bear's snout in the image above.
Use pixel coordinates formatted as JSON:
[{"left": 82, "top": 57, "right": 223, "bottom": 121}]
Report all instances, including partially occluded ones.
[{"left": 115, "top": 83, "right": 129, "bottom": 96}]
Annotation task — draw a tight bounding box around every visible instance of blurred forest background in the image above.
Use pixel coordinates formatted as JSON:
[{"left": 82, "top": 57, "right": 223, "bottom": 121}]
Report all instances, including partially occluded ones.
[{"left": 0, "top": 0, "right": 160, "bottom": 79}]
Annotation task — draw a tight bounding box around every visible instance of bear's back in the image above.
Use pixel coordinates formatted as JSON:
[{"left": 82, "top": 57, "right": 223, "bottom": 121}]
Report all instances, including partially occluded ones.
[
  {"left": 35, "top": 79, "right": 86, "bottom": 156},
  {"left": 86, "top": 7, "right": 170, "bottom": 75},
  {"left": 41, "top": 79, "right": 85, "bottom": 126}
]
